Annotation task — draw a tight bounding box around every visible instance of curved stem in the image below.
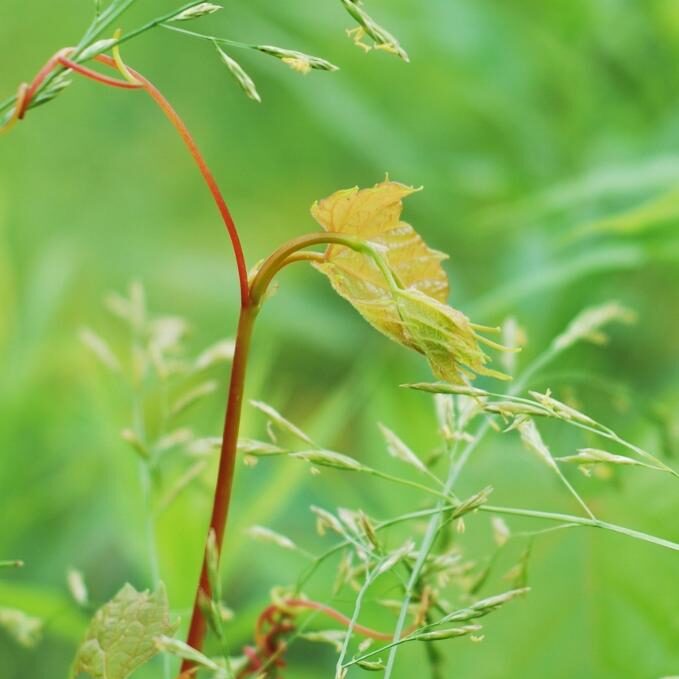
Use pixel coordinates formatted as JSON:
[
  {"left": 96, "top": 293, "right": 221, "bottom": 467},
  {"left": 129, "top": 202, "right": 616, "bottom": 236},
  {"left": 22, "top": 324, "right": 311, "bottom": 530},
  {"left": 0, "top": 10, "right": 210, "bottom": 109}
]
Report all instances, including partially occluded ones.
[
  {"left": 94, "top": 54, "right": 250, "bottom": 307},
  {"left": 279, "top": 250, "right": 325, "bottom": 269},
  {"left": 4, "top": 48, "right": 253, "bottom": 675},
  {"left": 60, "top": 55, "right": 143, "bottom": 91},
  {"left": 284, "top": 599, "right": 404, "bottom": 642},
  {"left": 3, "top": 37, "right": 406, "bottom": 678},
  {"left": 249, "top": 231, "right": 396, "bottom": 306},
  {"left": 4, "top": 48, "right": 250, "bottom": 306},
  {"left": 180, "top": 230, "right": 403, "bottom": 672},
  {"left": 20, "top": 49, "right": 74, "bottom": 115},
  {"left": 249, "top": 232, "right": 343, "bottom": 304}
]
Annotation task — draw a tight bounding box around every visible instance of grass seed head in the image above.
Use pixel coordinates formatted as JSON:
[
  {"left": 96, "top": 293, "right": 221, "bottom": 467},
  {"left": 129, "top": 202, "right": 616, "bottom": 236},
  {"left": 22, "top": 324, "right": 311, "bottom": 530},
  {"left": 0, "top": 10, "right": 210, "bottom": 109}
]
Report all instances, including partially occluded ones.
[
  {"left": 170, "top": 3, "right": 223, "bottom": 22},
  {"left": 79, "top": 327, "right": 121, "bottom": 372},
  {"left": 67, "top": 569, "right": 88, "bottom": 607},
  {"left": 247, "top": 526, "right": 297, "bottom": 551},
  {"left": 340, "top": 0, "right": 409, "bottom": 62},
  {"left": 255, "top": 45, "right": 339, "bottom": 73},
  {"left": 310, "top": 506, "right": 345, "bottom": 536},
  {"left": 517, "top": 419, "right": 557, "bottom": 470},
  {"left": 291, "top": 449, "right": 368, "bottom": 472},
  {"left": 452, "top": 486, "right": 493, "bottom": 519},
  {"left": 415, "top": 624, "right": 482, "bottom": 641},
  {"left": 357, "top": 659, "right": 386, "bottom": 671},
  {"left": 215, "top": 46, "right": 261, "bottom": 103},
  {"left": 553, "top": 302, "right": 636, "bottom": 352},
  {"left": 379, "top": 423, "right": 426, "bottom": 472},
  {"left": 300, "top": 630, "right": 346, "bottom": 652},
  {"left": 529, "top": 389, "right": 597, "bottom": 426}
]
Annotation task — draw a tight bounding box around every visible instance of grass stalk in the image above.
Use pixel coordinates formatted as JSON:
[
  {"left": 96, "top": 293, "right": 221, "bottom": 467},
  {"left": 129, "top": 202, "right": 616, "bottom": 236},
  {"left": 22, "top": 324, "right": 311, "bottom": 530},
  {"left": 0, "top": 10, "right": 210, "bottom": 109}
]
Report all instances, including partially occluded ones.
[
  {"left": 383, "top": 341, "right": 608, "bottom": 677},
  {"left": 335, "top": 570, "right": 375, "bottom": 676}
]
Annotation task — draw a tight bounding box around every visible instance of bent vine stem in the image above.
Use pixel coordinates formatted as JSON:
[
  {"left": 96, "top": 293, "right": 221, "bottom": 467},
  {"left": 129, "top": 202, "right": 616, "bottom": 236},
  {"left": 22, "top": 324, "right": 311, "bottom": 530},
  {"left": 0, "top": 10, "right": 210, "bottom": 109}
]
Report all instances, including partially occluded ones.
[
  {"left": 4, "top": 45, "right": 391, "bottom": 671},
  {"left": 5, "top": 47, "right": 253, "bottom": 675},
  {"left": 183, "top": 232, "right": 389, "bottom": 674}
]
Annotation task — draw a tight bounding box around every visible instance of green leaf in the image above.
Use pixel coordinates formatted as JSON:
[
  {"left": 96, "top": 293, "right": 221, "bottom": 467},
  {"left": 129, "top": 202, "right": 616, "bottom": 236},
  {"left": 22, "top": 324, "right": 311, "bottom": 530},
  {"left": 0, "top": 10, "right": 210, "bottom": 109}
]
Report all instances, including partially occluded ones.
[{"left": 71, "top": 583, "right": 177, "bottom": 679}]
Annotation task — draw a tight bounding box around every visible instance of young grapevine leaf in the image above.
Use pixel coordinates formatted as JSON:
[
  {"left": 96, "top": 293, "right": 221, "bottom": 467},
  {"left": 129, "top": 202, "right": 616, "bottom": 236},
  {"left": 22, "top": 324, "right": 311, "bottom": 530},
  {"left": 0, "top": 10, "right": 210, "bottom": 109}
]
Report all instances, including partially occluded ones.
[
  {"left": 393, "top": 287, "right": 510, "bottom": 382},
  {"left": 312, "top": 180, "right": 448, "bottom": 304},
  {"left": 312, "top": 180, "right": 509, "bottom": 382},
  {"left": 71, "top": 583, "right": 177, "bottom": 679}
]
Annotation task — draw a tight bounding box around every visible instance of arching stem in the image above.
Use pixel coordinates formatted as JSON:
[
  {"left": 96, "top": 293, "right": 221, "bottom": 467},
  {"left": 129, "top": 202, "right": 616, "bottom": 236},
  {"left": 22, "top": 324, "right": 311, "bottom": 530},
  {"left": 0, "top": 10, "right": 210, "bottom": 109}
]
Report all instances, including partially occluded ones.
[
  {"left": 5, "top": 47, "right": 400, "bottom": 673},
  {"left": 94, "top": 54, "right": 250, "bottom": 307},
  {"left": 4, "top": 48, "right": 251, "bottom": 674},
  {"left": 181, "top": 231, "right": 381, "bottom": 674},
  {"left": 249, "top": 230, "right": 397, "bottom": 306}
]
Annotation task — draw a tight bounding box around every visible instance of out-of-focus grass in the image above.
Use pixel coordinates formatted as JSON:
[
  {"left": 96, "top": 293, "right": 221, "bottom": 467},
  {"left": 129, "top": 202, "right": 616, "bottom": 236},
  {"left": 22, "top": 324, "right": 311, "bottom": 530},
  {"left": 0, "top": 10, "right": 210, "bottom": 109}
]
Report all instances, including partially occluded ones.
[{"left": 1, "top": 1, "right": 678, "bottom": 677}]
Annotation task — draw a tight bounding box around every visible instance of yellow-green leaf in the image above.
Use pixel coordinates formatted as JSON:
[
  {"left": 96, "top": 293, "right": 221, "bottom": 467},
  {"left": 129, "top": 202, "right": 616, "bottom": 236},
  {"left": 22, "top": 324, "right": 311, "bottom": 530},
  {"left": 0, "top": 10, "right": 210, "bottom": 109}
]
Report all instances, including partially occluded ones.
[
  {"left": 312, "top": 180, "right": 448, "bottom": 304},
  {"left": 71, "top": 583, "right": 177, "bottom": 679},
  {"left": 311, "top": 181, "right": 508, "bottom": 382},
  {"left": 393, "top": 287, "right": 509, "bottom": 383}
]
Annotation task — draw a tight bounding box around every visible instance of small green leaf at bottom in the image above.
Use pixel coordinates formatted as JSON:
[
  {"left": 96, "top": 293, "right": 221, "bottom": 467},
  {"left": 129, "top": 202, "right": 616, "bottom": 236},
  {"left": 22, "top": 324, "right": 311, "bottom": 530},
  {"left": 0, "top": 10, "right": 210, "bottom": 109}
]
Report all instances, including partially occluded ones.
[{"left": 71, "top": 583, "right": 178, "bottom": 679}]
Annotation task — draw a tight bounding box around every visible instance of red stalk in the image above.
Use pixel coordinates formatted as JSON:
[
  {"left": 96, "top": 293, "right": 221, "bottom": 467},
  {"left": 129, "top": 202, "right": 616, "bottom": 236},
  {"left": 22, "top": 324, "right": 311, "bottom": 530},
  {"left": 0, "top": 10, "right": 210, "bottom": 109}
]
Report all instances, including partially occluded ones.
[
  {"left": 9, "top": 51, "right": 375, "bottom": 676},
  {"left": 282, "top": 599, "right": 399, "bottom": 641},
  {"left": 237, "top": 597, "right": 421, "bottom": 677},
  {"left": 9, "top": 50, "right": 253, "bottom": 674},
  {"left": 180, "top": 303, "right": 257, "bottom": 673},
  {"left": 60, "top": 56, "right": 143, "bottom": 90},
  {"left": 90, "top": 54, "right": 255, "bottom": 673}
]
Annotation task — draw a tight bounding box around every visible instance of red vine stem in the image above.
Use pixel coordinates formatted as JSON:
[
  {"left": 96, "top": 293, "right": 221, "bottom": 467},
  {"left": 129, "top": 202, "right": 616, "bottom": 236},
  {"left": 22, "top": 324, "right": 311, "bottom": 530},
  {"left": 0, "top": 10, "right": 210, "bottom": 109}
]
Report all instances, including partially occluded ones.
[
  {"left": 6, "top": 49, "right": 253, "bottom": 674},
  {"left": 90, "top": 53, "right": 255, "bottom": 675},
  {"left": 95, "top": 54, "right": 250, "bottom": 308},
  {"left": 7, "top": 51, "right": 397, "bottom": 676},
  {"left": 8, "top": 50, "right": 250, "bottom": 306},
  {"left": 181, "top": 304, "right": 257, "bottom": 675},
  {"left": 236, "top": 597, "right": 420, "bottom": 677},
  {"left": 278, "top": 599, "right": 407, "bottom": 642}
]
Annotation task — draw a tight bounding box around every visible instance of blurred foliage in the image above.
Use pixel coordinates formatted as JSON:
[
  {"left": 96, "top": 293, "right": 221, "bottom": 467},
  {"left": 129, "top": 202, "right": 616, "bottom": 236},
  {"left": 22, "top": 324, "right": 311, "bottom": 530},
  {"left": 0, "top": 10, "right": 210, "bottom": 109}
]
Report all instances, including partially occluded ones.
[{"left": 1, "top": 0, "right": 678, "bottom": 677}]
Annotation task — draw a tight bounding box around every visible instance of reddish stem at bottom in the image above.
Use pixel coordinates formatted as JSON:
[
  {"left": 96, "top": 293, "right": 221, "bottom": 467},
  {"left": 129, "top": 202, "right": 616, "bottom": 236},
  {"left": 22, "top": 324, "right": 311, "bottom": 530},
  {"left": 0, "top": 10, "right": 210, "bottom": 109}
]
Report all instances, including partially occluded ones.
[
  {"left": 6, "top": 48, "right": 254, "bottom": 676},
  {"left": 235, "top": 597, "right": 420, "bottom": 678},
  {"left": 180, "top": 303, "right": 257, "bottom": 674}
]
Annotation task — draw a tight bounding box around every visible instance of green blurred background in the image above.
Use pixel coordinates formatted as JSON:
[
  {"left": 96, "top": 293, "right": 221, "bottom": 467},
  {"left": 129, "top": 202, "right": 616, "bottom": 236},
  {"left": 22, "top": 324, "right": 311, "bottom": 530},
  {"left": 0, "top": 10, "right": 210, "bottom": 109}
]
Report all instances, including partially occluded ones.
[{"left": 1, "top": 1, "right": 679, "bottom": 677}]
